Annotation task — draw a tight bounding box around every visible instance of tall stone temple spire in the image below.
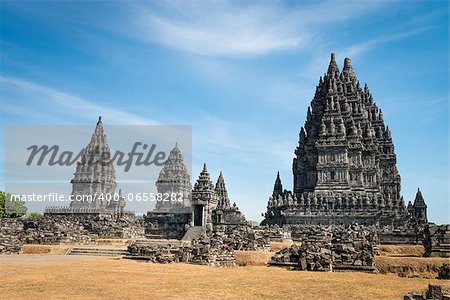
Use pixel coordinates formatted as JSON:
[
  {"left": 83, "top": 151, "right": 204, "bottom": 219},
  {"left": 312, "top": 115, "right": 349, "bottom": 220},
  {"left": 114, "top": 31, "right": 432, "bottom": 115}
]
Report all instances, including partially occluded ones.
[
  {"left": 212, "top": 171, "right": 247, "bottom": 225},
  {"left": 215, "top": 172, "right": 230, "bottom": 209},
  {"left": 69, "top": 116, "right": 125, "bottom": 215},
  {"left": 411, "top": 188, "right": 428, "bottom": 223},
  {"left": 272, "top": 171, "right": 283, "bottom": 198},
  {"left": 262, "top": 54, "right": 427, "bottom": 226},
  {"left": 154, "top": 143, "right": 192, "bottom": 212}
]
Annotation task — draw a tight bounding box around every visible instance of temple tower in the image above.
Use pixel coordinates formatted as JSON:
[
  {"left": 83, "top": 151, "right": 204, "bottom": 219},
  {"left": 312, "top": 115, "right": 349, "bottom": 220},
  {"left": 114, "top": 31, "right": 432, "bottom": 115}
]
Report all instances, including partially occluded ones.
[
  {"left": 70, "top": 117, "right": 123, "bottom": 212},
  {"left": 412, "top": 188, "right": 428, "bottom": 223},
  {"left": 215, "top": 172, "right": 230, "bottom": 209},
  {"left": 263, "top": 54, "right": 425, "bottom": 226},
  {"left": 191, "top": 163, "right": 218, "bottom": 228},
  {"left": 212, "top": 172, "right": 247, "bottom": 225},
  {"left": 154, "top": 143, "right": 192, "bottom": 212}
]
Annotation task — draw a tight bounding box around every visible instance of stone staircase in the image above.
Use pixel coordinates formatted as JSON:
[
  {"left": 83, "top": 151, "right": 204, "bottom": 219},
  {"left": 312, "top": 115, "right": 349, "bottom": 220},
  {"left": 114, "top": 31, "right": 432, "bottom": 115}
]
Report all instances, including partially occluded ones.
[
  {"left": 181, "top": 226, "right": 206, "bottom": 242},
  {"left": 132, "top": 239, "right": 182, "bottom": 248},
  {"left": 67, "top": 247, "right": 128, "bottom": 257}
]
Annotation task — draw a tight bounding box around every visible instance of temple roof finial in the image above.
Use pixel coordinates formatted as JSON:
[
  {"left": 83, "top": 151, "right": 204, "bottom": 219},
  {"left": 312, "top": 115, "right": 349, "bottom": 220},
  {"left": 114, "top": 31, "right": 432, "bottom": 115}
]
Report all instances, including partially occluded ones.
[
  {"left": 344, "top": 57, "right": 352, "bottom": 69},
  {"left": 97, "top": 116, "right": 102, "bottom": 124},
  {"left": 327, "top": 53, "right": 339, "bottom": 78}
]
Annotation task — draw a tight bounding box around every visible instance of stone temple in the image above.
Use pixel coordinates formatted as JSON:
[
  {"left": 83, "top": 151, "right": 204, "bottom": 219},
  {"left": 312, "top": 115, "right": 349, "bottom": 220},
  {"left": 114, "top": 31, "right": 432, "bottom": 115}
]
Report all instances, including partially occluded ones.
[
  {"left": 146, "top": 159, "right": 247, "bottom": 238},
  {"left": 45, "top": 117, "right": 126, "bottom": 217},
  {"left": 262, "top": 54, "right": 427, "bottom": 227},
  {"left": 153, "top": 143, "right": 192, "bottom": 213}
]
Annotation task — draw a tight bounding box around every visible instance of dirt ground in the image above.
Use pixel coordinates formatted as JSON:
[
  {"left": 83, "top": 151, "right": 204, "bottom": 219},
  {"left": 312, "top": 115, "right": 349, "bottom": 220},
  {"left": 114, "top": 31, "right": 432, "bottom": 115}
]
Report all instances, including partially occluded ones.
[{"left": 0, "top": 255, "right": 448, "bottom": 300}]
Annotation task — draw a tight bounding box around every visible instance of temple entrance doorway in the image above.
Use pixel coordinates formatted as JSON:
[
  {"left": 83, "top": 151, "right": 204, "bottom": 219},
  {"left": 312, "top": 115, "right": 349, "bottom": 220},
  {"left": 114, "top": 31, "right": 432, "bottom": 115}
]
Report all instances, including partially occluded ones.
[{"left": 193, "top": 205, "right": 203, "bottom": 226}]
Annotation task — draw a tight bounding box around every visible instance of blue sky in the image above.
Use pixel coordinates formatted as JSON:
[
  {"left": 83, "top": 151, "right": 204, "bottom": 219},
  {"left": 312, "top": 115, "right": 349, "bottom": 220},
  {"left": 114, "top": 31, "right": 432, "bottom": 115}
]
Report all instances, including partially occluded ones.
[{"left": 0, "top": 0, "right": 448, "bottom": 223}]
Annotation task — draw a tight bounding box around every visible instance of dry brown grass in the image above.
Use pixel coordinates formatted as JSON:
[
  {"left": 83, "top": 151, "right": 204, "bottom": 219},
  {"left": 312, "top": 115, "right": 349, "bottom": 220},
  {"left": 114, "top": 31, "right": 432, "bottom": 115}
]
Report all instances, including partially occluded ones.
[
  {"left": 379, "top": 244, "right": 425, "bottom": 257},
  {"left": 21, "top": 245, "right": 70, "bottom": 255},
  {"left": 0, "top": 255, "right": 446, "bottom": 300},
  {"left": 375, "top": 256, "right": 450, "bottom": 278},
  {"left": 270, "top": 241, "right": 299, "bottom": 252},
  {"left": 235, "top": 241, "right": 301, "bottom": 266},
  {"left": 235, "top": 251, "right": 273, "bottom": 266}
]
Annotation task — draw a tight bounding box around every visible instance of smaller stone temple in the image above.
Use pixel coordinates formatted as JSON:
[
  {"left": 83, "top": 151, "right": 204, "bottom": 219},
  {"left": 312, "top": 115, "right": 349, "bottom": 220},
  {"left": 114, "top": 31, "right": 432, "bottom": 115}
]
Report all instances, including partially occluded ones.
[
  {"left": 191, "top": 164, "right": 218, "bottom": 229},
  {"left": 407, "top": 188, "right": 428, "bottom": 224},
  {"left": 154, "top": 143, "right": 192, "bottom": 213},
  {"left": 44, "top": 117, "right": 126, "bottom": 217},
  {"left": 212, "top": 172, "right": 247, "bottom": 225},
  {"left": 145, "top": 160, "right": 247, "bottom": 238},
  {"left": 144, "top": 143, "right": 193, "bottom": 239}
]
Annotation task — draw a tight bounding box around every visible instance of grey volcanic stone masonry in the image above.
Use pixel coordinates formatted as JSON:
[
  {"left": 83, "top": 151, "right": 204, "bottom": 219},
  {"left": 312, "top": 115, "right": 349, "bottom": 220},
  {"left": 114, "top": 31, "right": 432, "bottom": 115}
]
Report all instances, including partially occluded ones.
[
  {"left": 262, "top": 54, "right": 427, "bottom": 228},
  {"left": 213, "top": 225, "right": 270, "bottom": 251},
  {"left": 0, "top": 215, "right": 145, "bottom": 254},
  {"left": 154, "top": 143, "right": 192, "bottom": 213},
  {"left": 127, "top": 231, "right": 236, "bottom": 267},
  {"left": 269, "top": 225, "right": 378, "bottom": 272},
  {"left": 424, "top": 224, "right": 450, "bottom": 258}
]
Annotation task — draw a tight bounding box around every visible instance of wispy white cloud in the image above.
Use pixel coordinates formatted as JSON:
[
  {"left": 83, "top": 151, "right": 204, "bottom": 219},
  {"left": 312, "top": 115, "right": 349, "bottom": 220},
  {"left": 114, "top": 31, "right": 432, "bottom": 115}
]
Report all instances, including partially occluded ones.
[
  {"left": 343, "top": 26, "right": 433, "bottom": 58},
  {"left": 298, "top": 23, "right": 434, "bottom": 84},
  {"left": 0, "top": 76, "right": 158, "bottom": 125},
  {"left": 127, "top": 0, "right": 387, "bottom": 57}
]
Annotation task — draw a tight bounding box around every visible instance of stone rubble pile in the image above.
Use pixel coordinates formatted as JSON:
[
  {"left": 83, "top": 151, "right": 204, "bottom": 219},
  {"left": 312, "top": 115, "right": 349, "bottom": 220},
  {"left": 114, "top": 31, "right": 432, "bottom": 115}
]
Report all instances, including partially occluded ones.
[
  {"left": 127, "top": 232, "right": 236, "bottom": 267},
  {"left": 331, "top": 225, "right": 378, "bottom": 271},
  {"left": 0, "top": 215, "right": 145, "bottom": 254},
  {"left": 186, "top": 233, "right": 236, "bottom": 267},
  {"left": 403, "top": 284, "right": 450, "bottom": 300},
  {"left": 0, "top": 219, "right": 24, "bottom": 254},
  {"left": 269, "top": 225, "right": 378, "bottom": 272},
  {"left": 287, "top": 225, "right": 332, "bottom": 242},
  {"left": 214, "top": 225, "right": 270, "bottom": 251},
  {"left": 127, "top": 242, "right": 180, "bottom": 263},
  {"left": 269, "top": 241, "right": 332, "bottom": 271}
]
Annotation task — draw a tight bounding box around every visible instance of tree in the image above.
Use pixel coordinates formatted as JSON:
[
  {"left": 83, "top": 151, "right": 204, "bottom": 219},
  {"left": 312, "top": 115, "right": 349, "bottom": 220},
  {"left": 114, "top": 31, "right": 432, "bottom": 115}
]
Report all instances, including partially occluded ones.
[
  {"left": 0, "top": 191, "right": 27, "bottom": 218},
  {"left": 27, "top": 212, "right": 43, "bottom": 221}
]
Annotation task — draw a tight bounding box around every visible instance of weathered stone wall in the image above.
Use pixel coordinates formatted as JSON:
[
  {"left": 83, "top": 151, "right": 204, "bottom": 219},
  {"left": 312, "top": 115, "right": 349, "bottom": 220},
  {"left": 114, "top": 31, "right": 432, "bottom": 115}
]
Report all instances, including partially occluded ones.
[
  {"left": 144, "top": 212, "right": 190, "bottom": 239},
  {"left": 269, "top": 240, "right": 332, "bottom": 271},
  {"left": 0, "top": 215, "right": 145, "bottom": 254},
  {"left": 127, "top": 232, "right": 236, "bottom": 267},
  {"left": 286, "top": 225, "right": 333, "bottom": 242},
  {"left": 186, "top": 233, "right": 236, "bottom": 267},
  {"left": 331, "top": 225, "right": 378, "bottom": 271},
  {"left": 254, "top": 225, "right": 292, "bottom": 243},
  {"left": 0, "top": 219, "right": 24, "bottom": 254},
  {"left": 269, "top": 225, "right": 378, "bottom": 272},
  {"left": 378, "top": 224, "right": 424, "bottom": 245},
  {"left": 213, "top": 225, "right": 271, "bottom": 251},
  {"left": 424, "top": 224, "right": 450, "bottom": 258}
]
